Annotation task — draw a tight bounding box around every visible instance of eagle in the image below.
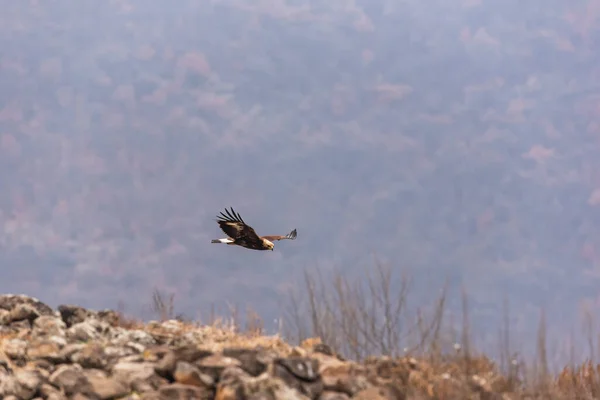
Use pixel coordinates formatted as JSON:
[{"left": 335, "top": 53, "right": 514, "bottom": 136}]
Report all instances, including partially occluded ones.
[{"left": 211, "top": 207, "right": 297, "bottom": 251}]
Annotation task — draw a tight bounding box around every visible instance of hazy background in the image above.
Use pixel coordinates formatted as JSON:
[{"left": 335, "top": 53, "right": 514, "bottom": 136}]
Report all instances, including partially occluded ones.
[{"left": 1, "top": 0, "right": 600, "bottom": 358}]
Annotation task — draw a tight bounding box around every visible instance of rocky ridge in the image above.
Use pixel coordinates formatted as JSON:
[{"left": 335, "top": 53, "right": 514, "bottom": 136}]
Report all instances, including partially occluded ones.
[{"left": 0, "top": 294, "right": 557, "bottom": 399}]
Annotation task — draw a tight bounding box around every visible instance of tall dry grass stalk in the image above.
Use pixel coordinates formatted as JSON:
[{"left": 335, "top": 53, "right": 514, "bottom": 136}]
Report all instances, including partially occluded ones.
[{"left": 284, "top": 260, "right": 452, "bottom": 361}]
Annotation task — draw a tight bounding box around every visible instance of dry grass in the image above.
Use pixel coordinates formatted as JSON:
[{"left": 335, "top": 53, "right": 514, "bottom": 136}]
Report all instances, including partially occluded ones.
[
  {"left": 280, "top": 260, "right": 600, "bottom": 399},
  {"left": 109, "top": 262, "right": 600, "bottom": 399}
]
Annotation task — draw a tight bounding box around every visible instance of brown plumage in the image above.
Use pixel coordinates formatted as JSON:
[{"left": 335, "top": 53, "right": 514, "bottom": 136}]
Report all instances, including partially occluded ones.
[{"left": 211, "top": 207, "right": 297, "bottom": 251}]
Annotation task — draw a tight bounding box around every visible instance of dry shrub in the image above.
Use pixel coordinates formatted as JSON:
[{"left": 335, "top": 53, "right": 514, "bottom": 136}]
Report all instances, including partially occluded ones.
[
  {"left": 127, "top": 264, "right": 600, "bottom": 399},
  {"left": 283, "top": 259, "right": 451, "bottom": 361}
]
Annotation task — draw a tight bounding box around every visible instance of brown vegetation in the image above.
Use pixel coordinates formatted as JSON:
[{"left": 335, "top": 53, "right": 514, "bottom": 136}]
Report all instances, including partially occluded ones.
[
  {"left": 112, "top": 265, "right": 600, "bottom": 398},
  {"left": 1, "top": 261, "right": 600, "bottom": 398}
]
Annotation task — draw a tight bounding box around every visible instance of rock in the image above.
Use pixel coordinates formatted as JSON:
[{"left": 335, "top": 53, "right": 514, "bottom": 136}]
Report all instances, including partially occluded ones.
[
  {"left": 0, "top": 295, "right": 55, "bottom": 317},
  {"left": 217, "top": 365, "right": 307, "bottom": 400},
  {"left": 320, "top": 362, "right": 372, "bottom": 396},
  {"left": 71, "top": 343, "right": 108, "bottom": 369},
  {"left": 173, "top": 361, "right": 215, "bottom": 388},
  {"left": 96, "top": 309, "right": 121, "bottom": 326},
  {"left": 215, "top": 384, "right": 242, "bottom": 400},
  {"left": 70, "top": 394, "right": 94, "bottom": 400},
  {"left": 173, "top": 345, "right": 213, "bottom": 363},
  {"left": 46, "top": 394, "right": 68, "bottom": 400},
  {"left": 112, "top": 360, "right": 161, "bottom": 388},
  {"left": 57, "top": 305, "right": 90, "bottom": 327},
  {"left": 197, "top": 354, "right": 242, "bottom": 382},
  {"left": 158, "top": 383, "right": 214, "bottom": 400},
  {"left": 66, "top": 319, "right": 112, "bottom": 342},
  {"left": 154, "top": 349, "right": 178, "bottom": 379},
  {"left": 58, "top": 343, "right": 87, "bottom": 361},
  {"left": 0, "top": 309, "right": 10, "bottom": 326},
  {"left": 312, "top": 343, "right": 335, "bottom": 356},
  {"left": 111, "top": 328, "right": 157, "bottom": 347},
  {"left": 138, "top": 392, "right": 162, "bottom": 400},
  {"left": 151, "top": 344, "right": 211, "bottom": 380},
  {"left": 49, "top": 364, "right": 93, "bottom": 396},
  {"left": 104, "top": 345, "right": 138, "bottom": 360},
  {"left": 83, "top": 368, "right": 130, "bottom": 399},
  {"left": 272, "top": 357, "right": 323, "bottom": 398},
  {"left": 353, "top": 385, "right": 406, "bottom": 400},
  {"left": 245, "top": 374, "right": 312, "bottom": 400},
  {"left": 152, "top": 343, "right": 212, "bottom": 380},
  {"left": 6, "top": 369, "right": 45, "bottom": 399},
  {"left": 318, "top": 392, "right": 350, "bottom": 400},
  {"left": 3, "top": 304, "right": 41, "bottom": 325},
  {"left": 0, "top": 349, "right": 12, "bottom": 373},
  {"left": 0, "top": 376, "right": 23, "bottom": 399},
  {"left": 26, "top": 339, "right": 64, "bottom": 363},
  {"left": 39, "top": 383, "right": 67, "bottom": 399},
  {"left": 223, "top": 347, "right": 271, "bottom": 376},
  {"left": 3, "top": 338, "right": 28, "bottom": 360},
  {"left": 275, "top": 357, "right": 320, "bottom": 381},
  {"left": 32, "top": 316, "right": 67, "bottom": 337}
]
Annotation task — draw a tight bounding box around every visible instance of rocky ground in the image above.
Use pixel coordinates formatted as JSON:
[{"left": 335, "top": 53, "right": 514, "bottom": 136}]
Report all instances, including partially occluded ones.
[{"left": 0, "top": 294, "right": 590, "bottom": 399}]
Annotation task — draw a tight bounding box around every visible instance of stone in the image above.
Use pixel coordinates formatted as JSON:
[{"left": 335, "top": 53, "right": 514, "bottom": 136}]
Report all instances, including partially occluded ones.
[
  {"left": 353, "top": 385, "right": 406, "bottom": 400},
  {"left": 104, "top": 345, "right": 137, "bottom": 360},
  {"left": 39, "top": 383, "right": 67, "bottom": 399},
  {"left": 71, "top": 343, "right": 108, "bottom": 369},
  {"left": 3, "top": 338, "right": 28, "bottom": 360},
  {"left": 83, "top": 368, "right": 130, "bottom": 399},
  {"left": 5, "top": 304, "right": 41, "bottom": 325},
  {"left": 158, "top": 383, "right": 214, "bottom": 400},
  {"left": 197, "top": 354, "right": 242, "bottom": 382},
  {"left": 312, "top": 343, "right": 336, "bottom": 357},
  {"left": 26, "top": 339, "right": 64, "bottom": 363},
  {"left": 318, "top": 392, "right": 350, "bottom": 400},
  {"left": 57, "top": 305, "right": 90, "bottom": 327},
  {"left": 0, "top": 349, "right": 11, "bottom": 373},
  {"left": 66, "top": 319, "right": 112, "bottom": 342},
  {"left": 49, "top": 364, "right": 93, "bottom": 396},
  {"left": 173, "top": 361, "right": 215, "bottom": 388},
  {"left": 111, "top": 328, "right": 157, "bottom": 347},
  {"left": 272, "top": 357, "right": 323, "bottom": 399},
  {"left": 0, "top": 295, "right": 55, "bottom": 317},
  {"left": 174, "top": 344, "right": 213, "bottom": 363},
  {"left": 154, "top": 350, "right": 178, "bottom": 379},
  {"left": 13, "top": 369, "right": 45, "bottom": 399},
  {"left": 32, "top": 316, "right": 67, "bottom": 337},
  {"left": 244, "top": 374, "right": 311, "bottom": 400},
  {"left": 223, "top": 347, "right": 270, "bottom": 376},
  {"left": 112, "top": 361, "right": 159, "bottom": 387},
  {"left": 274, "top": 357, "right": 320, "bottom": 381},
  {"left": 96, "top": 309, "right": 121, "bottom": 326},
  {"left": 320, "top": 362, "right": 372, "bottom": 396}
]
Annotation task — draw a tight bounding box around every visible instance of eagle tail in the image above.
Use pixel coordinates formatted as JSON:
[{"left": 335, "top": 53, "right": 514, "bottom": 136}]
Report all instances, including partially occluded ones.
[{"left": 211, "top": 238, "right": 234, "bottom": 244}]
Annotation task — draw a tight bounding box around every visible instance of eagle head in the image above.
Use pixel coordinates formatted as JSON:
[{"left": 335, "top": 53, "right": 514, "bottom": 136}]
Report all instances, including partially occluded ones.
[{"left": 264, "top": 239, "right": 275, "bottom": 251}]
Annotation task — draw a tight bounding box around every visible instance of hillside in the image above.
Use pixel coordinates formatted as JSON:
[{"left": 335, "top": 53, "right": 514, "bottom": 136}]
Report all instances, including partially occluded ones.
[
  {"left": 1, "top": 0, "right": 600, "bottom": 349},
  {"left": 0, "top": 294, "right": 598, "bottom": 400}
]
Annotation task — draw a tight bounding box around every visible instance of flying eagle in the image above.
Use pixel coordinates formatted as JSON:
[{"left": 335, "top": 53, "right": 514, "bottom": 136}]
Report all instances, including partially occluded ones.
[{"left": 211, "top": 207, "right": 297, "bottom": 251}]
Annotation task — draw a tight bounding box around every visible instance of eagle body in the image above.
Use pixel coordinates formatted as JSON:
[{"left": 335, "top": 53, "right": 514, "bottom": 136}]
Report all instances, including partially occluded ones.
[{"left": 211, "top": 207, "right": 297, "bottom": 251}]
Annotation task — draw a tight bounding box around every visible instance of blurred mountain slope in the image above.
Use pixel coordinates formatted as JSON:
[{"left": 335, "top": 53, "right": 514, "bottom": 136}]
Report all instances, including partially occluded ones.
[{"left": 0, "top": 0, "right": 599, "bottom": 341}]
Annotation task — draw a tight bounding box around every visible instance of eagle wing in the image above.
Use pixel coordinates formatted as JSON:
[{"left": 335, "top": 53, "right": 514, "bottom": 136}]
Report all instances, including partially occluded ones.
[
  {"left": 262, "top": 229, "right": 297, "bottom": 242},
  {"left": 216, "top": 207, "right": 262, "bottom": 241}
]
